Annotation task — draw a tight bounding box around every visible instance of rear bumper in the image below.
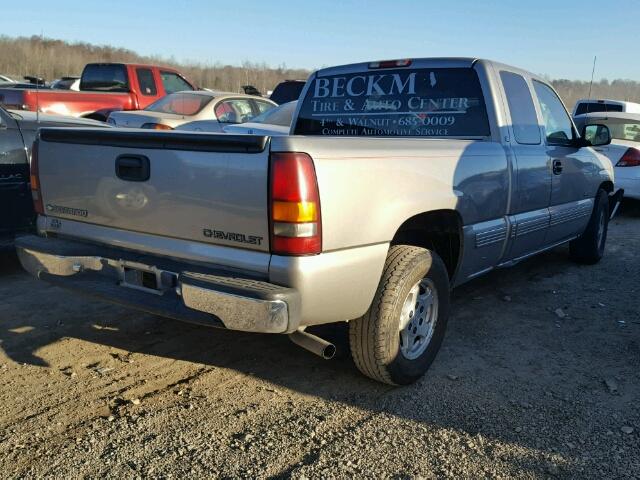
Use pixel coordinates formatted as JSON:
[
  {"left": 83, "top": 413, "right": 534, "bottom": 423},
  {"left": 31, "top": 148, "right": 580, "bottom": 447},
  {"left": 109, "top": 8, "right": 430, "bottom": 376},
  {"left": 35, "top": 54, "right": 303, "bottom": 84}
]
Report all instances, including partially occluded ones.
[
  {"left": 15, "top": 235, "right": 300, "bottom": 334},
  {"left": 615, "top": 177, "right": 640, "bottom": 199}
]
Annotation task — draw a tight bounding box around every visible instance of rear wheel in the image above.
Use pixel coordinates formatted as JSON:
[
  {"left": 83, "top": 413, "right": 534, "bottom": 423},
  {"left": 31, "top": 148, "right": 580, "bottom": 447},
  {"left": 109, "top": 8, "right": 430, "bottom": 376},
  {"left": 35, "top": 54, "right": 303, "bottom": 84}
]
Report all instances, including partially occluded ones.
[
  {"left": 569, "top": 189, "right": 609, "bottom": 264},
  {"left": 349, "top": 245, "right": 450, "bottom": 385}
]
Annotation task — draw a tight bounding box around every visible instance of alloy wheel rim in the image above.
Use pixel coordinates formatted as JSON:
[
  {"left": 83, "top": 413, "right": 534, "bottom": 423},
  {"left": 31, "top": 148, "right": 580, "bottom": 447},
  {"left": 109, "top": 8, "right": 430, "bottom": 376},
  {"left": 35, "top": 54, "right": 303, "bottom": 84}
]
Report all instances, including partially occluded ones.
[{"left": 399, "top": 278, "right": 438, "bottom": 360}]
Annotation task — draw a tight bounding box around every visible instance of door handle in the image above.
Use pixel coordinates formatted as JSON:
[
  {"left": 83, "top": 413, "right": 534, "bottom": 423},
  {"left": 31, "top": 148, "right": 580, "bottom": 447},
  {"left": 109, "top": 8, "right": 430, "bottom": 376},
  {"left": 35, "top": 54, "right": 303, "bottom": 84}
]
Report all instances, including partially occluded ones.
[
  {"left": 552, "top": 159, "right": 563, "bottom": 175},
  {"left": 115, "top": 155, "right": 150, "bottom": 182}
]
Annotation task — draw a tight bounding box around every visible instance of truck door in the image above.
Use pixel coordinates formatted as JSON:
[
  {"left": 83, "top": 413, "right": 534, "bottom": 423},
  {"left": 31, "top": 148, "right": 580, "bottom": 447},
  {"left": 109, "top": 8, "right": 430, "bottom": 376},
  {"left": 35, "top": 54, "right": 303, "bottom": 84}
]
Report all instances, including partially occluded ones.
[
  {"left": 498, "top": 71, "right": 551, "bottom": 261},
  {"left": 134, "top": 67, "right": 159, "bottom": 109},
  {"left": 0, "top": 109, "right": 32, "bottom": 235},
  {"left": 532, "top": 81, "right": 593, "bottom": 245}
]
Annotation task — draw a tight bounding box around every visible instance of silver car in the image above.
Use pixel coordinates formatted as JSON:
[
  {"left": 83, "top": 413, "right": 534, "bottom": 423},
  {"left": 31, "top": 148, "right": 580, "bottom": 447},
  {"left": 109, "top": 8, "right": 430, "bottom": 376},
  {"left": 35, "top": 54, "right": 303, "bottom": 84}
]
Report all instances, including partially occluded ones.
[{"left": 107, "top": 90, "right": 276, "bottom": 131}]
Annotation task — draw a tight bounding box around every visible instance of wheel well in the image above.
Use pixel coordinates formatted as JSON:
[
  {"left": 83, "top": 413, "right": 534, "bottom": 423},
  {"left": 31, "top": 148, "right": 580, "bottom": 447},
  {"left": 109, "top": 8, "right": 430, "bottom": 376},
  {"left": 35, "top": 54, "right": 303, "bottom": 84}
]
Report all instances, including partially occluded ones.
[
  {"left": 599, "top": 181, "right": 614, "bottom": 193},
  {"left": 391, "top": 210, "right": 462, "bottom": 280}
]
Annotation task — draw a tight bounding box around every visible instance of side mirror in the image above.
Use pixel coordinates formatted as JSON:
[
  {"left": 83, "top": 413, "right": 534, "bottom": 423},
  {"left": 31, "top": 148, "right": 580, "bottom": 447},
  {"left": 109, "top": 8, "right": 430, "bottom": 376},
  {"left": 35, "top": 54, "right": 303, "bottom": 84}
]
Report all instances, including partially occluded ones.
[{"left": 582, "top": 124, "right": 611, "bottom": 147}]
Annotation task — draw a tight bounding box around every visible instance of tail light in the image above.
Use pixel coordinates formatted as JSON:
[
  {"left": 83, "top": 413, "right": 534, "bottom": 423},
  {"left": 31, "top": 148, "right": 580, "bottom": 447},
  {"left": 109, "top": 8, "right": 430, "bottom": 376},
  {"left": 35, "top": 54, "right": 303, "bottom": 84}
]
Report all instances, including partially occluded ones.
[
  {"left": 616, "top": 148, "right": 640, "bottom": 167},
  {"left": 141, "top": 123, "right": 173, "bottom": 130},
  {"left": 30, "top": 138, "right": 44, "bottom": 215},
  {"left": 269, "top": 152, "right": 321, "bottom": 255}
]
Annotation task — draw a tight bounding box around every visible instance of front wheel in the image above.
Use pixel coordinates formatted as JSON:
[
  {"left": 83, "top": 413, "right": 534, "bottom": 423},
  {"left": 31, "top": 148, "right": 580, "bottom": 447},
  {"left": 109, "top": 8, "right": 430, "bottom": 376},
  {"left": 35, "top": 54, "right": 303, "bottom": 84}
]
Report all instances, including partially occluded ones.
[
  {"left": 349, "top": 245, "right": 450, "bottom": 385},
  {"left": 569, "top": 189, "right": 609, "bottom": 264}
]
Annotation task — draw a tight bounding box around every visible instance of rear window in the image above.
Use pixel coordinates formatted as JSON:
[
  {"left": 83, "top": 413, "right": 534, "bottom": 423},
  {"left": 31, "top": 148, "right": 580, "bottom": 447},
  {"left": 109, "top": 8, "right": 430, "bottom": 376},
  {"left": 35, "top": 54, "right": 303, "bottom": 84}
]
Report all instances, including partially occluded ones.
[
  {"left": 80, "top": 64, "right": 129, "bottom": 92},
  {"left": 575, "top": 102, "right": 623, "bottom": 115},
  {"left": 146, "top": 93, "right": 212, "bottom": 116},
  {"left": 589, "top": 120, "right": 640, "bottom": 142},
  {"left": 294, "top": 67, "right": 490, "bottom": 137}
]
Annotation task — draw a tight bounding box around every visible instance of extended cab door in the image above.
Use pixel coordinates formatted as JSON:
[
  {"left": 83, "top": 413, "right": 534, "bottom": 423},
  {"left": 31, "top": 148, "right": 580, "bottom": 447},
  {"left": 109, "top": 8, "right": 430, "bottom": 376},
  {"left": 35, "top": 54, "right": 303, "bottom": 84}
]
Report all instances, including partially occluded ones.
[
  {"left": 498, "top": 70, "right": 551, "bottom": 261},
  {"left": 134, "top": 67, "right": 160, "bottom": 109},
  {"left": 531, "top": 81, "right": 594, "bottom": 244},
  {"left": 0, "top": 109, "right": 32, "bottom": 234}
]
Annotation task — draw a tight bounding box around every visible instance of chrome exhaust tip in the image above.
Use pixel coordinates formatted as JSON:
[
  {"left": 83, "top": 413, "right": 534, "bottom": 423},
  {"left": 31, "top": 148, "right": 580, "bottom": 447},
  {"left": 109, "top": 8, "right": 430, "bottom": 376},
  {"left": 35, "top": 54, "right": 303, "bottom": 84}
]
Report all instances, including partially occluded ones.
[{"left": 289, "top": 329, "right": 336, "bottom": 360}]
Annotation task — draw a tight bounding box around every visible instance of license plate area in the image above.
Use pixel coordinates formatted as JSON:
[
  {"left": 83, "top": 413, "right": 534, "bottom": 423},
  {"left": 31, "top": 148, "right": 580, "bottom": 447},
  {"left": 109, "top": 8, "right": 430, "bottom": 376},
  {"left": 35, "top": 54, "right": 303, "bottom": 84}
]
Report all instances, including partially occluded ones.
[{"left": 118, "top": 261, "right": 177, "bottom": 295}]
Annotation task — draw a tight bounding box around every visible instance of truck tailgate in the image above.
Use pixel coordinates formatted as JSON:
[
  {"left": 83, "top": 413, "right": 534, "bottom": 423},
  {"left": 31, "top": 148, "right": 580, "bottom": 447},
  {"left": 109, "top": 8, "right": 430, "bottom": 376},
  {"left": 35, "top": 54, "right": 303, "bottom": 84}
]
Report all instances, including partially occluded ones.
[{"left": 37, "top": 128, "right": 271, "bottom": 252}]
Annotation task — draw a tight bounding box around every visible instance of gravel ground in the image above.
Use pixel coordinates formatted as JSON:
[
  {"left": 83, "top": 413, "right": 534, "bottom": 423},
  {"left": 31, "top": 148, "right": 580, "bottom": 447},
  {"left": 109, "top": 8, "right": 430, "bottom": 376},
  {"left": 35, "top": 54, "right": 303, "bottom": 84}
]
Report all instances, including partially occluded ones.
[{"left": 0, "top": 202, "right": 639, "bottom": 479}]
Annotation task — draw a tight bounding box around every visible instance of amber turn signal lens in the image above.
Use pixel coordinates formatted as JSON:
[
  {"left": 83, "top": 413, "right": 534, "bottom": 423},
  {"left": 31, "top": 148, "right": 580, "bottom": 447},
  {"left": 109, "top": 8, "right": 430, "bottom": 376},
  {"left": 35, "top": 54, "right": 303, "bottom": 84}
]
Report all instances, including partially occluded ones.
[{"left": 272, "top": 201, "right": 317, "bottom": 223}]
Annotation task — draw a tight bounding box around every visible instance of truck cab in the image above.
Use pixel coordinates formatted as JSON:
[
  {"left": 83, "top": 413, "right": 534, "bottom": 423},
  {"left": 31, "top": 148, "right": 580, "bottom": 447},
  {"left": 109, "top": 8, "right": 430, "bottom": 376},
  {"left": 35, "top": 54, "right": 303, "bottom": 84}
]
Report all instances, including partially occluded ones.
[
  {"left": 0, "top": 63, "right": 195, "bottom": 121},
  {"left": 14, "top": 58, "right": 619, "bottom": 385}
]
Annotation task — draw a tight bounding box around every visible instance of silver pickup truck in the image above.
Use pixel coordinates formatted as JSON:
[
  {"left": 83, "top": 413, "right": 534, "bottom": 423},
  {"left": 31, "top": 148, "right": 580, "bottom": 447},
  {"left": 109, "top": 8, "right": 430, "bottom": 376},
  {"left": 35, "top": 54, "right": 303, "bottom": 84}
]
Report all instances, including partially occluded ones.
[{"left": 17, "top": 58, "right": 621, "bottom": 385}]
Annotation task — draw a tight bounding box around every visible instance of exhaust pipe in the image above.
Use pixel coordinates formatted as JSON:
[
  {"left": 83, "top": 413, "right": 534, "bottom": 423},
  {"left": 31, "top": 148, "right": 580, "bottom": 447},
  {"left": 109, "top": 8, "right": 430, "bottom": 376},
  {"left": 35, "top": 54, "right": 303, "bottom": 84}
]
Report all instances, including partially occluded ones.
[{"left": 289, "top": 329, "right": 336, "bottom": 360}]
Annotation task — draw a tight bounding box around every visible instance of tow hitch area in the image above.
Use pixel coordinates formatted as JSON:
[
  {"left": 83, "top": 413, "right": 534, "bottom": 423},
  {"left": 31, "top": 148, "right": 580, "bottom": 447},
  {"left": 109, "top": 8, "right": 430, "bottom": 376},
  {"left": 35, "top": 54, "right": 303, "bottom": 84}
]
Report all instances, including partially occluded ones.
[
  {"left": 609, "top": 189, "right": 624, "bottom": 220},
  {"left": 119, "top": 261, "right": 178, "bottom": 295}
]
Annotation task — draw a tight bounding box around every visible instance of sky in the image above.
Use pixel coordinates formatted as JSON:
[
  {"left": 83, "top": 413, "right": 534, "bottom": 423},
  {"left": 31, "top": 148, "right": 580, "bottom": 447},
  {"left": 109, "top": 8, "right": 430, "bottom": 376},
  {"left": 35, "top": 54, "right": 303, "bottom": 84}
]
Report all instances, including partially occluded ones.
[{"left": 2, "top": 0, "right": 639, "bottom": 80}]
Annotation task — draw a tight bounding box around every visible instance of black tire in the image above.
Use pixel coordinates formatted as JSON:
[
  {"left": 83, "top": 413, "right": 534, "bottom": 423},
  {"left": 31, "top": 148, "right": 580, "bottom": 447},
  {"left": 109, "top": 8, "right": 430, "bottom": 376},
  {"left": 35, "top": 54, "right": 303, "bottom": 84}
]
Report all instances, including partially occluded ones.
[
  {"left": 349, "top": 245, "right": 450, "bottom": 385},
  {"left": 569, "top": 189, "right": 609, "bottom": 264}
]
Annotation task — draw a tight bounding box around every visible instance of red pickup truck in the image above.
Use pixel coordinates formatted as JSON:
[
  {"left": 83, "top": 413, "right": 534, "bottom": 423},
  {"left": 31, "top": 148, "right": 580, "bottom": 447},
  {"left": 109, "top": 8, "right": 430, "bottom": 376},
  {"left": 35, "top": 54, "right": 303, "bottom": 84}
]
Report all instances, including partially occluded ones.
[{"left": 0, "top": 63, "right": 195, "bottom": 121}]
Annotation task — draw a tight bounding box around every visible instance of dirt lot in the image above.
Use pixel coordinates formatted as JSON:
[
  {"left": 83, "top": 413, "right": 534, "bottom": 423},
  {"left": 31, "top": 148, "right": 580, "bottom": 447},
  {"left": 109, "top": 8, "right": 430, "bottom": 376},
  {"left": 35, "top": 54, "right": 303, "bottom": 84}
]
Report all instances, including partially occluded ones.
[{"left": 0, "top": 203, "right": 638, "bottom": 479}]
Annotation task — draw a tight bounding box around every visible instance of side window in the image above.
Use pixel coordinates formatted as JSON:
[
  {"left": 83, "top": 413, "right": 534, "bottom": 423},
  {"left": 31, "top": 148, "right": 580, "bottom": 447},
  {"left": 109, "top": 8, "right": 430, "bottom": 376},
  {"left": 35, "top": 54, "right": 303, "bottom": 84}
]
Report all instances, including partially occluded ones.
[
  {"left": 532, "top": 81, "right": 574, "bottom": 146},
  {"left": 500, "top": 71, "right": 541, "bottom": 145},
  {"left": 160, "top": 71, "right": 193, "bottom": 94},
  {"left": 215, "top": 99, "right": 256, "bottom": 124},
  {"left": 254, "top": 100, "right": 274, "bottom": 114},
  {"left": 136, "top": 68, "right": 157, "bottom": 96}
]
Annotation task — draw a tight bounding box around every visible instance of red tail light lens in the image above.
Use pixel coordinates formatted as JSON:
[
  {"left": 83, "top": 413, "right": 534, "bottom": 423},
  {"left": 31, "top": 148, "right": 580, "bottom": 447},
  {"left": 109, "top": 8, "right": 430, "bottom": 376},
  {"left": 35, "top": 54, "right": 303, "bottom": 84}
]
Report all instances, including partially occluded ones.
[
  {"left": 616, "top": 148, "right": 640, "bottom": 167},
  {"left": 30, "top": 138, "right": 44, "bottom": 215},
  {"left": 270, "top": 152, "right": 321, "bottom": 255}
]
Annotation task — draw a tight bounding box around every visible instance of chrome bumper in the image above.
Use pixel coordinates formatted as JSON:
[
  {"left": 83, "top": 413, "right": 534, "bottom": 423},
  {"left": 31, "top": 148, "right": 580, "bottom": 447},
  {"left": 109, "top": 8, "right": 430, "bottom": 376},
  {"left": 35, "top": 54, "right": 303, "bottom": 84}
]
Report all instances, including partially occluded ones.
[{"left": 15, "top": 235, "right": 300, "bottom": 334}]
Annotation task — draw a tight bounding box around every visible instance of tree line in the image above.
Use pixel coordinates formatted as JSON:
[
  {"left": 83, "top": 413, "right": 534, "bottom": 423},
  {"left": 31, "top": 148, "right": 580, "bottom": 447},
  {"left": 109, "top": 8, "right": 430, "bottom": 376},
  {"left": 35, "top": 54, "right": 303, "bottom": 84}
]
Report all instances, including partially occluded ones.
[
  {"left": 0, "top": 35, "right": 309, "bottom": 94},
  {"left": 1, "top": 35, "right": 639, "bottom": 108}
]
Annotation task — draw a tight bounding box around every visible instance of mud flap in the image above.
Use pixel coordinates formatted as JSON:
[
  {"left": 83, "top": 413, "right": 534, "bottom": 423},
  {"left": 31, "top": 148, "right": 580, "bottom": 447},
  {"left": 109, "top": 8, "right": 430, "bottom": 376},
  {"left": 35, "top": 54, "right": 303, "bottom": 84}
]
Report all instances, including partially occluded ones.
[{"left": 609, "top": 189, "right": 624, "bottom": 220}]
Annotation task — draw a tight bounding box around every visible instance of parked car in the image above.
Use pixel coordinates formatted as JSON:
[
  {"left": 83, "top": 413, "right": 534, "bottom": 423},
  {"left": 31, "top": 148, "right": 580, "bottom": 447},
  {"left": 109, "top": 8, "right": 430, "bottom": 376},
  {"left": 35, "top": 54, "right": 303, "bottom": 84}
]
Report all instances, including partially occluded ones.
[
  {"left": 574, "top": 111, "right": 640, "bottom": 199},
  {"left": 50, "top": 76, "right": 80, "bottom": 91},
  {"left": 0, "top": 76, "right": 49, "bottom": 89},
  {"left": 184, "top": 100, "right": 296, "bottom": 135},
  {"left": 242, "top": 85, "right": 262, "bottom": 96},
  {"left": 0, "top": 63, "right": 195, "bottom": 121},
  {"left": 573, "top": 98, "right": 640, "bottom": 116},
  {"left": 269, "top": 80, "right": 306, "bottom": 105},
  {"left": 15, "top": 58, "right": 621, "bottom": 385},
  {"left": 0, "top": 106, "right": 106, "bottom": 247},
  {"left": 110, "top": 91, "right": 277, "bottom": 130},
  {"left": 0, "top": 74, "right": 17, "bottom": 85}
]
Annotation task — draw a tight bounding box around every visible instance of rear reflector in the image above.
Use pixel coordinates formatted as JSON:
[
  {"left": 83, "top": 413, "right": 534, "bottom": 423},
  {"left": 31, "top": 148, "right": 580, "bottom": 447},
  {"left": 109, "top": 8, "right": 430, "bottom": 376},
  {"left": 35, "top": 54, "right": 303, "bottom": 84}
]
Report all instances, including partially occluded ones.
[
  {"left": 30, "top": 138, "right": 44, "bottom": 215},
  {"left": 270, "top": 152, "right": 321, "bottom": 255},
  {"left": 616, "top": 147, "right": 640, "bottom": 167},
  {"left": 369, "top": 59, "right": 412, "bottom": 69}
]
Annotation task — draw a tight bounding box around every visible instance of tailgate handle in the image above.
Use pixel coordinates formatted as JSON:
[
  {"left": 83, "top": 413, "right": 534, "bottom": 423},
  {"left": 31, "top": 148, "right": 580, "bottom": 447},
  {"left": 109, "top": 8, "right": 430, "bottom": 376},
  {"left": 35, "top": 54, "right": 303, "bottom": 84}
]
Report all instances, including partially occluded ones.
[{"left": 115, "top": 155, "right": 150, "bottom": 182}]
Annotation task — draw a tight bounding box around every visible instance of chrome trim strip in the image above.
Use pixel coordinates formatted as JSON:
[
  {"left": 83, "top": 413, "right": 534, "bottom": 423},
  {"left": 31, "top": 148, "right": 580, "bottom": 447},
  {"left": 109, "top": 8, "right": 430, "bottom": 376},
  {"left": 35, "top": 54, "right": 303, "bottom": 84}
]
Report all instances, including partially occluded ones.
[{"left": 475, "top": 225, "right": 508, "bottom": 248}]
